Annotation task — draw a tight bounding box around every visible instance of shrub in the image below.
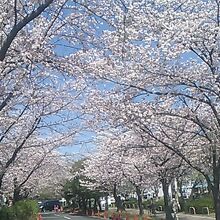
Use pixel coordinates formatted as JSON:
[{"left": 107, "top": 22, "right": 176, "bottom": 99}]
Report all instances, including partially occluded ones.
[
  {"left": 154, "top": 199, "right": 164, "bottom": 210},
  {"left": 123, "top": 198, "right": 165, "bottom": 210},
  {"left": 0, "top": 200, "right": 39, "bottom": 220},
  {"left": 143, "top": 198, "right": 164, "bottom": 210},
  {"left": 123, "top": 198, "right": 137, "bottom": 208},
  {"left": 0, "top": 206, "right": 16, "bottom": 220},
  {"left": 184, "top": 195, "right": 214, "bottom": 214}
]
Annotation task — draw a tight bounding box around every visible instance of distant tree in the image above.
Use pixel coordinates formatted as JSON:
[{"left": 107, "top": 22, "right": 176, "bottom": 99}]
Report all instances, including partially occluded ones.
[{"left": 63, "top": 160, "right": 104, "bottom": 213}]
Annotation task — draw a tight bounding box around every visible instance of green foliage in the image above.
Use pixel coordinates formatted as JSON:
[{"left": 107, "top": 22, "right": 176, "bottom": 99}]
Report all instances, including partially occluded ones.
[
  {"left": 124, "top": 198, "right": 164, "bottom": 210},
  {"left": 0, "top": 200, "right": 38, "bottom": 220},
  {"left": 63, "top": 176, "right": 104, "bottom": 208},
  {"left": 154, "top": 199, "right": 164, "bottom": 208},
  {"left": 184, "top": 195, "right": 214, "bottom": 214},
  {"left": 62, "top": 159, "right": 105, "bottom": 211},
  {"left": 0, "top": 206, "right": 16, "bottom": 220},
  {"left": 123, "top": 198, "right": 138, "bottom": 209},
  {"left": 142, "top": 198, "right": 164, "bottom": 210},
  {"left": 124, "top": 198, "right": 137, "bottom": 205}
]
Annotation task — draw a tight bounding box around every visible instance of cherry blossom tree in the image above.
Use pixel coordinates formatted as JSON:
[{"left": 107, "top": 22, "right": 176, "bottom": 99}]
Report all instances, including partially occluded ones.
[
  {"left": 1, "top": 137, "right": 71, "bottom": 202},
  {"left": 83, "top": 132, "right": 125, "bottom": 211},
  {"left": 3, "top": 141, "right": 72, "bottom": 203},
  {"left": 120, "top": 147, "right": 155, "bottom": 216},
  {"left": 0, "top": 0, "right": 104, "bottom": 197},
  {"left": 82, "top": 130, "right": 187, "bottom": 218},
  {"left": 2, "top": 1, "right": 220, "bottom": 219},
  {"left": 76, "top": 1, "right": 220, "bottom": 219}
]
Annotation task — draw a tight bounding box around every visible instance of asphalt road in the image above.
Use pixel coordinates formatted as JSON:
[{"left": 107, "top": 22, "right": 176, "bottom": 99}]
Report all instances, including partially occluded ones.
[{"left": 41, "top": 212, "right": 95, "bottom": 220}]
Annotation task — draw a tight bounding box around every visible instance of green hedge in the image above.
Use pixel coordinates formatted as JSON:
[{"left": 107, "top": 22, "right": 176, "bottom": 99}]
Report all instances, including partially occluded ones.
[
  {"left": 184, "top": 196, "right": 214, "bottom": 214},
  {"left": 123, "top": 199, "right": 137, "bottom": 208},
  {"left": 123, "top": 196, "right": 215, "bottom": 214},
  {"left": 123, "top": 198, "right": 164, "bottom": 210},
  {"left": 124, "top": 198, "right": 137, "bottom": 205},
  {"left": 143, "top": 199, "right": 164, "bottom": 211},
  {"left": 155, "top": 199, "right": 164, "bottom": 210},
  {"left": 0, "top": 200, "right": 39, "bottom": 220}
]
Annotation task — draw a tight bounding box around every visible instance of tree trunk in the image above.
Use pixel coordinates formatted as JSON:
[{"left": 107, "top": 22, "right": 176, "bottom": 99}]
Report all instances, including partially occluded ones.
[
  {"left": 13, "top": 177, "right": 21, "bottom": 203},
  {"left": 208, "top": 152, "right": 220, "bottom": 220},
  {"left": 13, "top": 187, "right": 21, "bottom": 203},
  {"left": 82, "top": 197, "right": 87, "bottom": 213},
  {"left": 113, "top": 183, "right": 124, "bottom": 211},
  {"left": 88, "top": 198, "right": 91, "bottom": 210},
  {"left": 136, "top": 186, "right": 144, "bottom": 216},
  {"left": 105, "top": 194, "right": 109, "bottom": 211},
  {"left": 113, "top": 183, "right": 119, "bottom": 211},
  {"left": 178, "top": 180, "right": 185, "bottom": 211},
  {"left": 211, "top": 171, "right": 220, "bottom": 220},
  {"left": 97, "top": 198, "right": 102, "bottom": 212},
  {"left": 213, "top": 193, "right": 220, "bottom": 220},
  {"left": 0, "top": 172, "right": 5, "bottom": 190},
  {"left": 216, "top": 205, "right": 220, "bottom": 220},
  {"left": 79, "top": 198, "right": 82, "bottom": 209},
  {"left": 93, "top": 198, "right": 98, "bottom": 212},
  {"left": 161, "top": 179, "right": 174, "bottom": 220}
]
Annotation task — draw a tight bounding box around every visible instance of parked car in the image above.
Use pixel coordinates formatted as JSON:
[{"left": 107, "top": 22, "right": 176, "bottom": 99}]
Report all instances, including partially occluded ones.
[{"left": 40, "top": 200, "right": 61, "bottom": 212}]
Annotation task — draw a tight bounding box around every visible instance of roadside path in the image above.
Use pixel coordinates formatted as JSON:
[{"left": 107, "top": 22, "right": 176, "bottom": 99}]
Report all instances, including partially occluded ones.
[{"left": 154, "top": 212, "right": 215, "bottom": 220}]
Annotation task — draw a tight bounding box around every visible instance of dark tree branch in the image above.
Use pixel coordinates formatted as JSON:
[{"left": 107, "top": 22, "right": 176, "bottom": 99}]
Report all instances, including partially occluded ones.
[
  {"left": 0, "top": 105, "right": 28, "bottom": 143},
  {"left": 0, "top": 92, "right": 13, "bottom": 111},
  {"left": 18, "top": 149, "right": 52, "bottom": 189},
  {"left": 0, "top": 0, "right": 53, "bottom": 61},
  {"left": 5, "top": 117, "right": 41, "bottom": 170},
  {"left": 14, "top": 0, "right": 18, "bottom": 26}
]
